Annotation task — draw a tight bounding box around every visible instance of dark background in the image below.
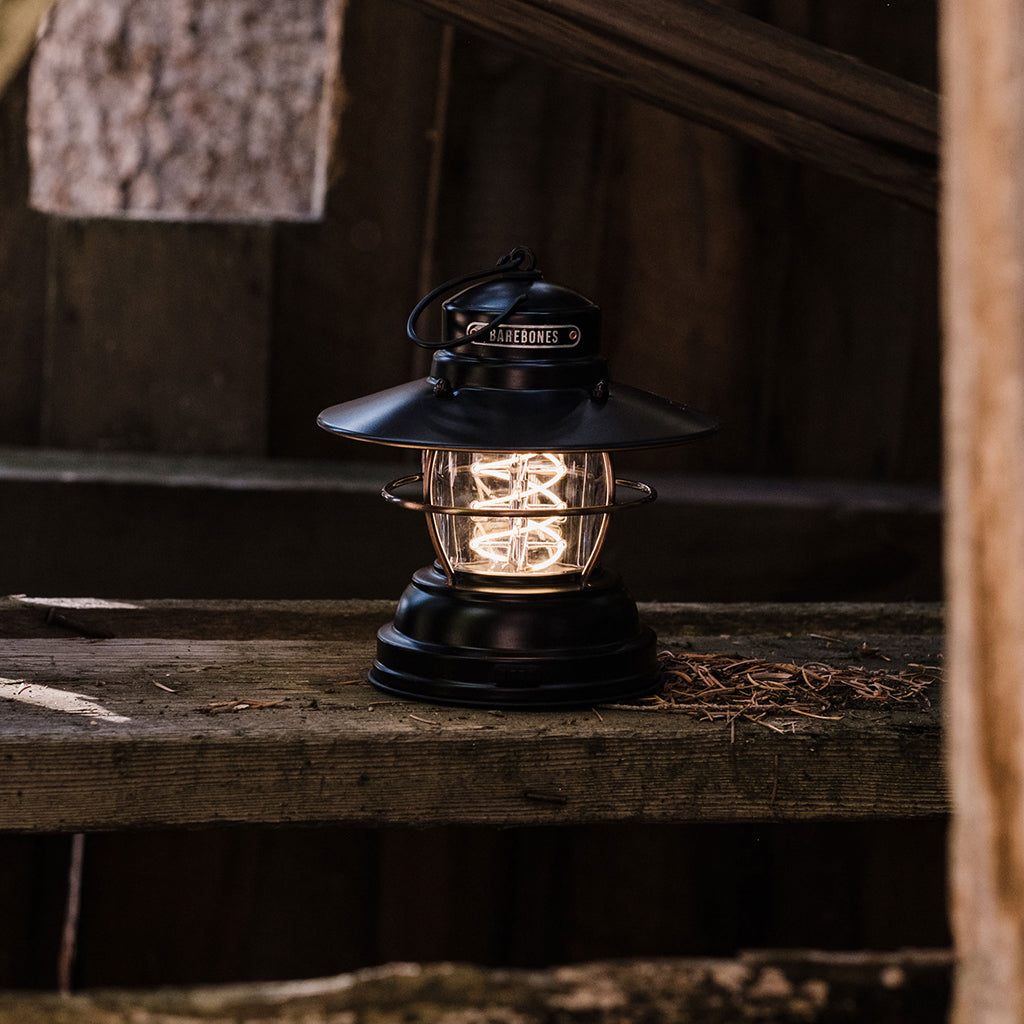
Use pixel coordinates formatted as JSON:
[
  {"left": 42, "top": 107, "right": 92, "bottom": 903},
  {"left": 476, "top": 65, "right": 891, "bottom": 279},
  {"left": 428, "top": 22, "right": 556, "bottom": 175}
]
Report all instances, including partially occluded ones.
[{"left": 0, "top": 0, "right": 947, "bottom": 990}]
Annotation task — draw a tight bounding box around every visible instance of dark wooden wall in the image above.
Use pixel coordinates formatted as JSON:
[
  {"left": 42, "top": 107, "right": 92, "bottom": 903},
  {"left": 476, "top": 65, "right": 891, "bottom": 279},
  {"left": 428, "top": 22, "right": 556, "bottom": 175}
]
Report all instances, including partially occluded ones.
[
  {"left": 0, "top": 0, "right": 943, "bottom": 602},
  {"left": 1, "top": 0, "right": 940, "bottom": 478},
  {"left": 0, "top": 0, "right": 946, "bottom": 993},
  {"left": 0, "top": 820, "right": 949, "bottom": 989}
]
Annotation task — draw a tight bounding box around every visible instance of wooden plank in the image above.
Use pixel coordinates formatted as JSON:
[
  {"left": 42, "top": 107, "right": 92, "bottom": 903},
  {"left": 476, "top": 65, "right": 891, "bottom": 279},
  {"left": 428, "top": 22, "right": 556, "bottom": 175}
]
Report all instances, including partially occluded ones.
[
  {"left": 0, "top": 449, "right": 944, "bottom": 601},
  {"left": 0, "top": 952, "right": 954, "bottom": 1023},
  {"left": 0, "top": 64, "right": 47, "bottom": 446},
  {"left": 0, "top": 594, "right": 943, "bottom": 640},
  {"left": 0, "top": 603, "right": 945, "bottom": 830},
  {"left": 40, "top": 220, "right": 272, "bottom": 454},
  {"left": 399, "top": 0, "right": 938, "bottom": 207},
  {"left": 0, "top": 834, "right": 70, "bottom": 988},
  {"left": 430, "top": 32, "right": 612, "bottom": 302},
  {"left": 736, "top": 168, "right": 941, "bottom": 480},
  {"left": 941, "top": 0, "right": 1024, "bottom": 1020},
  {"left": 0, "top": 820, "right": 946, "bottom": 987},
  {"left": 28, "top": 0, "right": 342, "bottom": 220}
]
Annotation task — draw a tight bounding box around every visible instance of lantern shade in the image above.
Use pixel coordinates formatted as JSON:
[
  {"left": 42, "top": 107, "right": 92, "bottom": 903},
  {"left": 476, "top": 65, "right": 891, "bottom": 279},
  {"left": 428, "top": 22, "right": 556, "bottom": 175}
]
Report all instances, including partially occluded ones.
[
  {"left": 318, "top": 271, "right": 717, "bottom": 452},
  {"left": 316, "top": 379, "right": 717, "bottom": 452}
]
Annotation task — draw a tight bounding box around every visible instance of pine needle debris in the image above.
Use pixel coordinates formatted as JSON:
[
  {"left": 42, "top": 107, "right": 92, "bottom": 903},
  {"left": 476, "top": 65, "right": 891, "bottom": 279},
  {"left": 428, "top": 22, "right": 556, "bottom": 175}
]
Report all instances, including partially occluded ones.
[{"left": 618, "top": 650, "right": 941, "bottom": 721}]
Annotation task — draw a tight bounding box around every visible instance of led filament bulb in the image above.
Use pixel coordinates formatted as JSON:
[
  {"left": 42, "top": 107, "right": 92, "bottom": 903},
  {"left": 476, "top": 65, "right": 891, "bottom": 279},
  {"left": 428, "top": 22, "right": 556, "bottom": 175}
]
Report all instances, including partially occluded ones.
[
  {"left": 427, "top": 450, "right": 612, "bottom": 579},
  {"left": 469, "top": 453, "right": 567, "bottom": 573}
]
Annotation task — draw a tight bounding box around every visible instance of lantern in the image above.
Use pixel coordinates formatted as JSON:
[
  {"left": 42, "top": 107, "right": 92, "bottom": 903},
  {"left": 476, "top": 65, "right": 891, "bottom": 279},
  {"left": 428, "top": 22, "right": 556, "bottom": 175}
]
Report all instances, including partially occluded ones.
[{"left": 317, "top": 248, "right": 717, "bottom": 707}]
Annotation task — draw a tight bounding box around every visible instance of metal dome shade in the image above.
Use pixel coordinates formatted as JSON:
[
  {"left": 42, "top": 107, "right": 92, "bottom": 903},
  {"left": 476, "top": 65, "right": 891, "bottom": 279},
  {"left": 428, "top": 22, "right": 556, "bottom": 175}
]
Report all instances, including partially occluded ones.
[
  {"left": 318, "top": 250, "right": 717, "bottom": 451},
  {"left": 316, "top": 378, "right": 718, "bottom": 452}
]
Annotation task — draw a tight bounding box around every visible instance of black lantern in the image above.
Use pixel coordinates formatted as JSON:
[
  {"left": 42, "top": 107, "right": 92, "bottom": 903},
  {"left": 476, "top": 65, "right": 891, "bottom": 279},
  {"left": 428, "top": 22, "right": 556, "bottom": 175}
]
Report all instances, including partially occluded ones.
[{"left": 318, "top": 248, "right": 717, "bottom": 708}]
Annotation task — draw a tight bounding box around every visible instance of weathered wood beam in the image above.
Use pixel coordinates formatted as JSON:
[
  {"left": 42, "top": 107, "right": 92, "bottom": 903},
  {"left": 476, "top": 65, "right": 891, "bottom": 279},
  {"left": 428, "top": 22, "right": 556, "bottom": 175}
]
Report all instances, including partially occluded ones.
[
  {"left": 0, "top": 601, "right": 945, "bottom": 830},
  {"left": 0, "top": 953, "right": 955, "bottom": 1024},
  {"left": 400, "top": 0, "right": 939, "bottom": 208},
  {"left": 942, "top": 0, "right": 1024, "bottom": 1020},
  {"left": 0, "top": 449, "right": 943, "bottom": 601},
  {"left": 28, "top": 0, "right": 342, "bottom": 220}
]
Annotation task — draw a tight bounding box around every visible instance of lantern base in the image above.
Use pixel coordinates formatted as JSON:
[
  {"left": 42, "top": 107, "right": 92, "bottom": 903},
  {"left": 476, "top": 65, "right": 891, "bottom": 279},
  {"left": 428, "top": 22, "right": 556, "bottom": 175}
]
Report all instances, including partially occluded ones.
[{"left": 369, "top": 564, "right": 661, "bottom": 708}]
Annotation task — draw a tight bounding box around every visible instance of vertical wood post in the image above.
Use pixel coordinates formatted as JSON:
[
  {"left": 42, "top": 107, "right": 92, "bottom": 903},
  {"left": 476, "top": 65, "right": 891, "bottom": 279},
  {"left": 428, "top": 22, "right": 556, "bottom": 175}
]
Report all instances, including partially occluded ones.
[{"left": 942, "top": 1, "right": 1024, "bottom": 1021}]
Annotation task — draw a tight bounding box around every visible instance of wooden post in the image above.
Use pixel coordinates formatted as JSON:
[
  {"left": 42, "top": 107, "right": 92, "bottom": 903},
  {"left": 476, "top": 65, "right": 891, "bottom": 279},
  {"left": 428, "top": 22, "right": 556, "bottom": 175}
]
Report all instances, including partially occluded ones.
[{"left": 942, "top": 0, "right": 1024, "bottom": 1021}]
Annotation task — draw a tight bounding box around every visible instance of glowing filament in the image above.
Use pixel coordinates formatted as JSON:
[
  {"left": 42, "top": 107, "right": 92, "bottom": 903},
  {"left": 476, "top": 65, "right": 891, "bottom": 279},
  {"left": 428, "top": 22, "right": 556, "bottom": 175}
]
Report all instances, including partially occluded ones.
[{"left": 468, "top": 453, "right": 568, "bottom": 574}]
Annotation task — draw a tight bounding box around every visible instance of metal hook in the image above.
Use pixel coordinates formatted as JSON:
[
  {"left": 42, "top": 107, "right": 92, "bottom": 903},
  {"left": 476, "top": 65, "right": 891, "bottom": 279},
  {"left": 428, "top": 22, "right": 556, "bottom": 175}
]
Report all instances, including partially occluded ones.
[{"left": 406, "top": 247, "right": 542, "bottom": 351}]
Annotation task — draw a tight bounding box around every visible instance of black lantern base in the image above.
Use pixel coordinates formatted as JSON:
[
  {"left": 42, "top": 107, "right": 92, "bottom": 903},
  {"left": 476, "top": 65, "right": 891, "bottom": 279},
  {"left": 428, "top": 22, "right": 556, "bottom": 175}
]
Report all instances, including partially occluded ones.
[{"left": 369, "top": 564, "right": 661, "bottom": 708}]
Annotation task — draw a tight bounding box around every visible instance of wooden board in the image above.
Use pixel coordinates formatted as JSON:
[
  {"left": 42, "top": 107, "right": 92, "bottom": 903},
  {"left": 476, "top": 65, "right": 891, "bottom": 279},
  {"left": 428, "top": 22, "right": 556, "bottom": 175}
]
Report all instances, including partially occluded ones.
[
  {"left": 0, "top": 449, "right": 943, "bottom": 601},
  {"left": 401, "top": 0, "right": 938, "bottom": 207},
  {"left": 0, "top": 65, "right": 47, "bottom": 446},
  {"left": 0, "top": 952, "right": 954, "bottom": 1024},
  {"left": 0, "top": 600, "right": 945, "bottom": 831},
  {"left": 40, "top": 220, "right": 272, "bottom": 454},
  {"left": 941, "top": 0, "right": 1024, "bottom": 1019}
]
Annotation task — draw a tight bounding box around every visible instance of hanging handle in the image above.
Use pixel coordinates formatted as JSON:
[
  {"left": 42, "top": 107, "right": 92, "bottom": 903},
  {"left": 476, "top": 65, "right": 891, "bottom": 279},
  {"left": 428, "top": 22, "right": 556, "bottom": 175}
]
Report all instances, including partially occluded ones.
[{"left": 407, "top": 246, "right": 541, "bottom": 350}]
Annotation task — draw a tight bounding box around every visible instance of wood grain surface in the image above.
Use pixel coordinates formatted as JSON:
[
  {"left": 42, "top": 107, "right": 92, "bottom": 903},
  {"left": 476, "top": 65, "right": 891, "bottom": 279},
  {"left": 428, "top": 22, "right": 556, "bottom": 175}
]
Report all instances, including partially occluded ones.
[
  {"left": 0, "top": 952, "right": 954, "bottom": 1024},
  {"left": 0, "top": 600, "right": 945, "bottom": 831},
  {"left": 400, "top": 0, "right": 938, "bottom": 207},
  {"left": 942, "top": 0, "right": 1024, "bottom": 1019}
]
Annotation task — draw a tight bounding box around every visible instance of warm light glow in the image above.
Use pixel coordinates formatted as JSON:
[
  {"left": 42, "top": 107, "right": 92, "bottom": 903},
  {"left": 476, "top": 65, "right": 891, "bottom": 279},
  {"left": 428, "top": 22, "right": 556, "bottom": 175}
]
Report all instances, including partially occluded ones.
[
  {"left": 427, "top": 449, "right": 611, "bottom": 579},
  {"left": 423, "top": 446, "right": 606, "bottom": 581},
  {"left": 468, "top": 453, "right": 568, "bottom": 574}
]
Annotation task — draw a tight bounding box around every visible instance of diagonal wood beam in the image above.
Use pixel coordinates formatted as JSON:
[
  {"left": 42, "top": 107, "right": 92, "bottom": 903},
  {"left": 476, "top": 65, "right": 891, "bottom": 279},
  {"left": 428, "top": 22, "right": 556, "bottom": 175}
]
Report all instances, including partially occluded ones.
[{"left": 400, "top": 0, "right": 939, "bottom": 209}]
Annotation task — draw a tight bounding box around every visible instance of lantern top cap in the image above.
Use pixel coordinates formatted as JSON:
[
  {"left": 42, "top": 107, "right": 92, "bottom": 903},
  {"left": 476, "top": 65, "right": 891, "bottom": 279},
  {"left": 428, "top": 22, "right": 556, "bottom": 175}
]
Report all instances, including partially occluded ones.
[
  {"left": 317, "top": 247, "right": 719, "bottom": 451},
  {"left": 445, "top": 277, "right": 597, "bottom": 315}
]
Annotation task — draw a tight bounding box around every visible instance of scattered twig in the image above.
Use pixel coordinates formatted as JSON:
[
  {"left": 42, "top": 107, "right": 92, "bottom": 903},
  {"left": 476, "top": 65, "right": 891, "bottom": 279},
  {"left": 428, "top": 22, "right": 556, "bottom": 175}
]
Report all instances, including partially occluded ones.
[
  {"left": 201, "top": 699, "right": 287, "bottom": 714},
  {"left": 153, "top": 681, "right": 177, "bottom": 693},
  {"left": 58, "top": 833, "right": 85, "bottom": 995},
  {"left": 408, "top": 714, "right": 440, "bottom": 726},
  {"left": 787, "top": 707, "right": 844, "bottom": 721},
  {"left": 746, "top": 716, "right": 792, "bottom": 734},
  {"left": 524, "top": 788, "right": 568, "bottom": 806}
]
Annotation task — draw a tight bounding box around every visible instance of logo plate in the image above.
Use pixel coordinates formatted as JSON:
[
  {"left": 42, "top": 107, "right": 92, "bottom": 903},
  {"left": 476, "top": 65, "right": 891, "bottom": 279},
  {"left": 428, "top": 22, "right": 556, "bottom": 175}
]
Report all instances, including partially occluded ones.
[{"left": 466, "top": 322, "right": 581, "bottom": 348}]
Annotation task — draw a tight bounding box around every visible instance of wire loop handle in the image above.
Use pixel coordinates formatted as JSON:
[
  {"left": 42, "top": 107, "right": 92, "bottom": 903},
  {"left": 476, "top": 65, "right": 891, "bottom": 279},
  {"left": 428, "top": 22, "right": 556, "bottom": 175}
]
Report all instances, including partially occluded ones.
[
  {"left": 381, "top": 473, "right": 656, "bottom": 516},
  {"left": 407, "top": 247, "right": 542, "bottom": 350}
]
